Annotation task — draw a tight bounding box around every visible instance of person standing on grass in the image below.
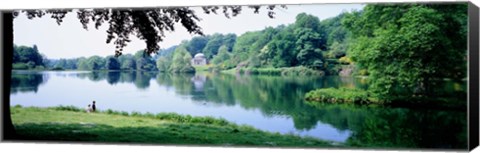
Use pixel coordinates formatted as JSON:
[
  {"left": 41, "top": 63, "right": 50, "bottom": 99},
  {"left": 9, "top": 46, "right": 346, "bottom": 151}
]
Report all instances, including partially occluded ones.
[
  {"left": 85, "top": 104, "right": 92, "bottom": 113},
  {"left": 92, "top": 101, "right": 96, "bottom": 112}
]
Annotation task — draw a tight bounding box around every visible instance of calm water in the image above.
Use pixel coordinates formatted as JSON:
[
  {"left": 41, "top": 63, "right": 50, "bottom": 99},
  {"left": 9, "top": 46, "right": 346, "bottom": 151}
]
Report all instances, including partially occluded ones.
[{"left": 10, "top": 70, "right": 467, "bottom": 149}]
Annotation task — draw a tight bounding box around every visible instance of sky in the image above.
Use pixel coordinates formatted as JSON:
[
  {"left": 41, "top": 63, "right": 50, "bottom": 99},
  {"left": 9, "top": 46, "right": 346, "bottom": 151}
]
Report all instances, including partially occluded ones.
[{"left": 13, "top": 4, "right": 365, "bottom": 59}]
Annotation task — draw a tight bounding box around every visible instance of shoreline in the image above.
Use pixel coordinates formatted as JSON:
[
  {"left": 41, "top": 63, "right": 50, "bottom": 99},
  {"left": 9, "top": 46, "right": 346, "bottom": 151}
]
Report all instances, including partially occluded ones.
[
  {"left": 304, "top": 88, "right": 467, "bottom": 111},
  {"left": 10, "top": 105, "right": 337, "bottom": 147}
]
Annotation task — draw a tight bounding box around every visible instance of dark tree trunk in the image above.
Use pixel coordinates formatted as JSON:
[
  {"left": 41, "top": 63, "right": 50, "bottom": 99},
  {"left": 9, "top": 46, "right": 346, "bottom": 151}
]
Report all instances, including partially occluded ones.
[{"left": 2, "top": 12, "right": 18, "bottom": 140}]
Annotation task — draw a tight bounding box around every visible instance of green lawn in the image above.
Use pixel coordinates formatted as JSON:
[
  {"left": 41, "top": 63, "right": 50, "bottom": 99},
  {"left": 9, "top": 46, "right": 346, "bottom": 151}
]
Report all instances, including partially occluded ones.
[{"left": 10, "top": 106, "right": 336, "bottom": 147}]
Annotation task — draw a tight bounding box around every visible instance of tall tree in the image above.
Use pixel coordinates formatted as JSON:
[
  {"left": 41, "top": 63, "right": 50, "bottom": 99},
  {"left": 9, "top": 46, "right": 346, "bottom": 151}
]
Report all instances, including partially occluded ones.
[
  {"left": 294, "top": 28, "right": 325, "bottom": 69},
  {"left": 212, "top": 45, "right": 231, "bottom": 65},
  {"left": 86, "top": 56, "right": 105, "bottom": 70},
  {"left": 202, "top": 33, "right": 225, "bottom": 59},
  {"left": 343, "top": 4, "right": 467, "bottom": 99},
  {"left": 186, "top": 36, "right": 210, "bottom": 56},
  {"left": 170, "top": 46, "right": 195, "bottom": 73},
  {"left": 156, "top": 56, "right": 171, "bottom": 72},
  {"left": 106, "top": 56, "right": 121, "bottom": 70},
  {"left": 134, "top": 50, "right": 156, "bottom": 71}
]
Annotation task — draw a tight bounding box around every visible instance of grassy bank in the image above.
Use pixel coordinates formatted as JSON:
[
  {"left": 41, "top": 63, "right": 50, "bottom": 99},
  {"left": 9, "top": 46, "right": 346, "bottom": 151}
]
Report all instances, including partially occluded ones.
[
  {"left": 10, "top": 105, "right": 335, "bottom": 147},
  {"left": 305, "top": 88, "right": 378, "bottom": 105},
  {"left": 304, "top": 88, "right": 466, "bottom": 110},
  {"left": 193, "top": 65, "right": 212, "bottom": 72},
  {"left": 222, "top": 66, "right": 325, "bottom": 76}
]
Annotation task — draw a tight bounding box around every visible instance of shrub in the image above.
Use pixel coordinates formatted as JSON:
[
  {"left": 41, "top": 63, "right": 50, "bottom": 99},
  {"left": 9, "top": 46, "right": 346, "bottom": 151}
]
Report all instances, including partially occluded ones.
[
  {"left": 131, "top": 111, "right": 142, "bottom": 117},
  {"left": 12, "top": 63, "right": 29, "bottom": 70},
  {"left": 357, "top": 69, "right": 369, "bottom": 76},
  {"left": 305, "top": 88, "right": 374, "bottom": 104},
  {"left": 338, "top": 57, "right": 352, "bottom": 65},
  {"left": 235, "top": 66, "right": 324, "bottom": 76},
  {"left": 106, "top": 109, "right": 115, "bottom": 114},
  {"left": 34, "top": 66, "right": 46, "bottom": 70},
  {"left": 51, "top": 67, "right": 65, "bottom": 71},
  {"left": 53, "top": 105, "right": 82, "bottom": 112},
  {"left": 121, "top": 111, "right": 129, "bottom": 116}
]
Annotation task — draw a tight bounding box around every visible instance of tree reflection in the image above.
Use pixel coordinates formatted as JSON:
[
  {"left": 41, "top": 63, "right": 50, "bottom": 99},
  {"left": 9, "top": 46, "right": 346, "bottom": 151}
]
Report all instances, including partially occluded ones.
[
  {"left": 88, "top": 71, "right": 106, "bottom": 82},
  {"left": 152, "top": 72, "right": 466, "bottom": 149},
  {"left": 13, "top": 71, "right": 464, "bottom": 149},
  {"left": 64, "top": 71, "right": 156, "bottom": 89},
  {"left": 134, "top": 71, "right": 156, "bottom": 89},
  {"left": 119, "top": 71, "right": 136, "bottom": 83},
  {"left": 11, "top": 72, "right": 48, "bottom": 94},
  {"left": 106, "top": 71, "right": 121, "bottom": 85}
]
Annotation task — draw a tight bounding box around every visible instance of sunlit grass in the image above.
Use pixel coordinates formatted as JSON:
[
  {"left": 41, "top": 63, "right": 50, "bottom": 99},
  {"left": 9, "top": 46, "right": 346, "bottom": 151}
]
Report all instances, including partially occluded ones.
[{"left": 11, "top": 106, "right": 335, "bottom": 147}]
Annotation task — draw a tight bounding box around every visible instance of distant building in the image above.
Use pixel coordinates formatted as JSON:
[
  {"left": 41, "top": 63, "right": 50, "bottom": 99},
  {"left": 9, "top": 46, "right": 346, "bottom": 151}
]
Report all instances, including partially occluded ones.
[{"left": 191, "top": 53, "right": 207, "bottom": 66}]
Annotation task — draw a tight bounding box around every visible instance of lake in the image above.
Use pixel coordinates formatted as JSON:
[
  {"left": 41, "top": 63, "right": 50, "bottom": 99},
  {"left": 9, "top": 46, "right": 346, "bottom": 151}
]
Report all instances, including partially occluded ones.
[{"left": 9, "top": 70, "right": 467, "bottom": 149}]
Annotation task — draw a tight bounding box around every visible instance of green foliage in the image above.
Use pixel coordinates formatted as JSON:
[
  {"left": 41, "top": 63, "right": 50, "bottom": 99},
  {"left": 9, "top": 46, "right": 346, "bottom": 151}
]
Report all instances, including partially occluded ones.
[
  {"left": 261, "top": 27, "right": 296, "bottom": 67},
  {"left": 86, "top": 56, "right": 105, "bottom": 70},
  {"left": 12, "top": 106, "right": 332, "bottom": 147},
  {"left": 106, "top": 56, "right": 121, "bottom": 70},
  {"left": 338, "top": 56, "right": 352, "bottom": 65},
  {"left": 294, "top": 13, "right": 322, "bottom": 32},
  {"left": 76, "top": 57, "right": 89, "bottom": 70},
  {"left": 186, "top": 36, "right": 209, "bottom": 56},
  {"left": 121, "top": 58, "right": 136, "bottom": 70},
  {"left": 12, "top": 63, "right": 29, "bottom": 70},
  {"left": 211, "top": 45, "right": 231, "bottom": 65},
  {"left": 51, "top": 67, "right": 64, "bottom": 71},
  {"left": 321, "top": 13, "right": 350, "bottom": 46},
  {"left": 134, "top": 50, "right": 157, "bottom": 71},
  {"left": 234, "top": 66, "right": 324, "bottom": 76},
  {"left": 12, "top": 44, "right": 45, "bottom": 69},
  {"left": 156, "top": 56, "right": 171, "bottom": 72},
  {"left": 193, "top": 65, "right": 211, "bottom": 72},
  {"left": 53, "top": 105, "right": 83, "bottom": 112},
  {"left": 305, "top": 88, "right": 373, "bottom": 104},
  {"left": 17, "top": 11, "right": 356, "bottom": 75},
  {"left": 230, "top": 31, "right": 263, "bottom": 65},
  {"left": 170, "top": 46, "right": 195, "bottom": 73},
  {"left": 326, "top": 41, "right": 347, "bottom": 59},
  {"left": 50, "top": 58, "right": 79, "bottom": 70},
  {"left": 343, "top": 4, "right": 467, "bottom": 99},
  {"left": 202, "top": 33, "right": 236, "bottom": 59},
  {"left": 36, "top": 49, "right": 162, "bottom": 71},
  {"left": 294, "top": 28, "right": 325, "bottom": 69}
]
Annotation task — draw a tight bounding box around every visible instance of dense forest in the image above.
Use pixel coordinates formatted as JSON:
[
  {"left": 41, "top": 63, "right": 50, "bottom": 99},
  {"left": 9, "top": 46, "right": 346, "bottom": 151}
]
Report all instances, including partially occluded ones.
[
  {"left": 13, "top": 11, "right": 353, "bottom": 75},
  {"left": 156, "top": 12, "right": 352, "bottom": 75}
]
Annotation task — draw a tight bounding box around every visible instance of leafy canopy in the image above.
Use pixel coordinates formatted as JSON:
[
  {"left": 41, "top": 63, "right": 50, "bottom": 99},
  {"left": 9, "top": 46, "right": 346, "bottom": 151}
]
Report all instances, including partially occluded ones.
[{"left": 343, "top": 4, "right": 467, "bottom": 98}]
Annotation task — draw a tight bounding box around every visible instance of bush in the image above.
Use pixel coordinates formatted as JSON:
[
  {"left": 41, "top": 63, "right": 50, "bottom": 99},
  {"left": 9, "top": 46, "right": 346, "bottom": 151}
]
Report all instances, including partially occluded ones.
[
  {"left": 121, "top": 111, "right": 129, "bottom": 116},
  {"left": 357, "top": 69, "right": 369, "bottom": 76},
  {"left": 305, "top": 88, "right": 375, "bottom": 104},
  {"left": 12, "top": 63, "right": 29, "bottom": 70},
  {"left": 131, "top": 111, "right": 142, "bottom": 117},
  {"left": 235, "top": 66, "right": 324, "bottom": 76},
  {"left": 106, "top": 109, "right": 115, "bottom": 114},
  {"left": 53, "top": 105, "right": 82, "bottom": 112},
  {"left": 338, "top": 57, "right": 352, "bottom": 65},
  {"left": 51, "top": 67, "right": 65, "bottom": 71}
]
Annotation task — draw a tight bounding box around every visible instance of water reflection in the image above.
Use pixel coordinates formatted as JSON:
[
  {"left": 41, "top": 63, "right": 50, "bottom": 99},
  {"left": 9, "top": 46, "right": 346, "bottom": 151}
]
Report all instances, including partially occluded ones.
[
  {"left": 155, "top": 73, "right": 467, "bottom": 149},
  {"left": 10, "top": 70, "right": 467, "bottom": 149},
  {"left": 306, "top": 104, "right": 467, "bottom": 148},
  {"left": 11, "top": 71, "right": 48, "bottom": 94},
  {"left": 106, "top": 71, "right": 121, "bottom": 85}
]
